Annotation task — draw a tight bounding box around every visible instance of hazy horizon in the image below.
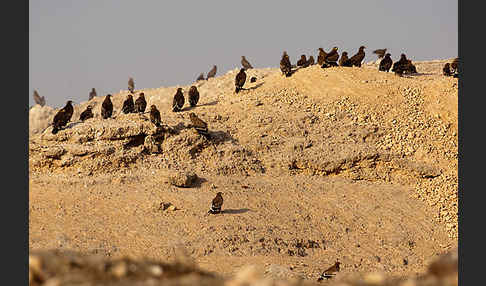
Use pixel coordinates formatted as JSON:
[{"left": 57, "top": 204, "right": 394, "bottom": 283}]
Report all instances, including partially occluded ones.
[{"left": 29, "top": 0, "right": 457, "bottom": 108}]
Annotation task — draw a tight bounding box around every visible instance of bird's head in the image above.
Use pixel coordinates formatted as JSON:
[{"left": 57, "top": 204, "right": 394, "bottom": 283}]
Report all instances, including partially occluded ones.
[
  {"left": 106, "top": 94, "right": 112, "bottom": 98},
  {"left": 385, "top": 53, "right": 391, "bottom": 57},
  {"left": 359, "top": 46, "right": 366, "bottom": 51},
  {"left": 342, "top": 51, "right": 348, "bottom": 56},
  {"left": 139, "top": 92, "right": 145, "bottom": 98},
  {"left": 445, "top": 63, "right": 450, "bottom": 67},
  {"left": 216, "top": 192, "right": 223, "bottom": 196},
  {"left": 66, "top": 100, "right": 73, "bottom": 105},
  {"left": 332, "top": 46, "right": 338, "bottom": 51},
  {"left": 177, "top": 87, "right": 183, "bottom": 93},
  {"left": 240, "top": 68, "right": 246, "bottom": 73},
  {"left": 127, "top": 94, "right": 133, "bottom": 99},
  {"left": 150, "top": 105, "right": 157, "bottom": 111},
  {"left": 400, "top": 53, "right": 407, "bottom": 59},
  {"left": 86, "top": 105, "right": 93, "bottom": 110}
]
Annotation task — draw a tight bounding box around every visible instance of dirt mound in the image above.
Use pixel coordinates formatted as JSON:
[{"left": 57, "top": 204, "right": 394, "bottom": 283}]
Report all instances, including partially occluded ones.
[
  {"left": 29, "top": 248, "right": 457, "bottom": 285},
  {"left": 29, "top": 60, "right": 457, "bottom": 281}
]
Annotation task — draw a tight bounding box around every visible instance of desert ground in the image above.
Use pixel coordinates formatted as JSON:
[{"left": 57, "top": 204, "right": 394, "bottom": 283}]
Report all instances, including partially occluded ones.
[{"left": 29, "top": 59, "right": 458, "bottom": 285}]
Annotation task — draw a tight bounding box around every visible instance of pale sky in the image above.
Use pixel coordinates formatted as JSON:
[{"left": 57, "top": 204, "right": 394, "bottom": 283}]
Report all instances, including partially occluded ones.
[{"left": 29, "top": 0, "right": 458, "bottom": 108}]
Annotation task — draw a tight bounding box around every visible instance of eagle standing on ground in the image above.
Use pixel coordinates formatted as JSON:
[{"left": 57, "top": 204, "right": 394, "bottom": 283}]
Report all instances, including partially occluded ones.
[
  {"left": 128, "top": 77, "right": 135, "bottom": 93},
  {"left": 297, "top": 55, "right": 307, "bottom": 67},
  {"left": 101, "top": 94, "right": 113, "bottom": 119},
  {"left": 89, "top": 88, "right": 97, "bottom": 100},
  {"left": 324, "top": 47, "right": 339, "bottom": 66},
  {"left": 317, "top": 48, "right": 327, "bottom": 66},
  {"left": 235, "top": 68, "right": 247, "bottom": 93},
  {"left": 52, "top": 100, "right": 74, "bottom": 134},
  {"left": 307, "top": 55, "right": 315, "bottom": 66},
  {"left": 443, "top": 63, "right": 452, "bottom": 76},
  {"left": 280, "top": 51, "right": 292, "bottom": 77},
  {"left": 373, "top": 48, "right": 387, "bottom": 59},
  {"left": 33, "top": 90, "right": 46, "bottom": 107},
  {"left": 121, "top": 94, "right": 135, "bottom": 114},
  {"left": 339, "top": 52, "right": 352, "bottom": 67},
  {"left": 79, "top": 105, "right": 94, "bottom": 121},
  {"left": 379, "top": 53, "right": 393, "bottom": 72},
  {"left": 149, "top": 105, "right": 161, "bottom": 127},
  {"left": 188, "top": 86, "right": 200, "bottom": 107},
  {"left": 208, "top": 192, "right": 223, "bottom": 214},
  {"left": 349, "top": 46, "right": 366, "bottom": 67},
  {"left": 317, "top": 261, "right": 341, "bottom": 281},
  {"left": 134, "top": 93, "right": 147, "bottom": 113},
  {"left": 392, "top": 54, "right": 409, "bottom": 76},
  {"left": 405, "top": 59, "right": 417, "bottom": 74},
  {"left": 450, "top": 58, "right": 459, "bottom": 74},
  {"left": 189, "top": 112, "right": 210, "bottom": 139},
  {"left": 241, "top": 56, "right": 253, "bottom": 70},
  {"left": 172, "top": 88, "right": 185, "bottom": 112},
  {"left": 206, "top": 65, "right": 217, "bottom": 79}
]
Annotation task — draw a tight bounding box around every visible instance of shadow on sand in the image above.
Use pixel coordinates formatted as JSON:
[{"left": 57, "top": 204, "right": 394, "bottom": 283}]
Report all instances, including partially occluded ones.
[{"left": 222, "top": 208, "right": 250, "bottom": 215}]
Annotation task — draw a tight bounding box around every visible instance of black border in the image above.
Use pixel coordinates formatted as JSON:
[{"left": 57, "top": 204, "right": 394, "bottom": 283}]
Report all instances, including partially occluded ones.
[
  {"left": 7, "top": 0, "right": 28, "bottom": 284},
  {"left": 458, "top": 1, "right": 478, "bottom": 286}
]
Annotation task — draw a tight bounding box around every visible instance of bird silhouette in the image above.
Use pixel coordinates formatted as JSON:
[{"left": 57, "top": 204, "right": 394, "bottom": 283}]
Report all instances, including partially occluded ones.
[
  {"left": 280, "top": 51, "right": 292, "bottom": 77},
  {"left": 196, "top": 73, "right": 205, "bottom": 81},
  {"left": 450, "top": 58, "right": 459, "bottom": 74},
  {"left": 349, "top": 46, "right": 366, "bottom": 67},
  {"left": 128, "top": 77, "right": 135, "bottom": 93},
  {"left": 324, "top": 47, "right": 339, "bottom": 66},
  {"left": 235, "top": 68, "right": 247, "bottom": 93},
  {"left": 101, "top": 94, "right": 113, "bottom": 119},
  {"left": 134, "top": 93, "right": 147, "bottom": 113},
  {"left": 317, "top": 261, "right": 340, "bottom": 281},
  {"left": 307, "top": 55, "right": 315, "bottom": 66},
  {"left": 52, "top": 100, "right": 74, "bottom": 134},
  {"left": 379, "top": 53, "right": 393, "bottom": 72},
  {"left": 297, "top": 55, "right": 308, "bottom": 67},
  {"left": 189, "top": 112, "right": 210, "bottom": 139},
  {"left": 149, "top": 105, "right": 161, "bottom": 127},
  {"left": 443, "top": 63, "right": 452, "bottom": 76},
  {"left": 121, "top": 94, "right": 135, "bottom": 114},
  {"left": 206, "top": 65, "right": 217, "bottom": 79},
  {"left": 241, "top": 56, "right": 253, "bottom": 70},
  {"left": 32, "top": 90, "right": 46, "bottom": 107},
  {"left": 79, "top": 105, "right": 94, "bottom": 121},
  {"left": 89, "top": 88, "right": 97, "bottom": 100},
  {"left": 339, "top": 52, "right": 352, "bottom": 67},
  {"left": 373, "top": 48, "right": 387, "bottom": 59},
  {"left": 188, "top": 86, "right": 200, "bottom": 107},
  {"left": 317, "top": 48, "right": 327, "bottom": 66},
  {"left": 208, "top": 192, "right": 223, "bottom": 214},
  {"left": 172, "top": 88, "right": 185, "bottom": 112}
]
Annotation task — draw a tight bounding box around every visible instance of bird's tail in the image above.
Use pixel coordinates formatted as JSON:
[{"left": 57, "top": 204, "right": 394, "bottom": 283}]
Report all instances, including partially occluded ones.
[
  {"left": 51, "top": 126, "right": 59, "bottom": 134},
  {"left": 208, "top": 205, "right": 221, "bottom": 214},
  {"left": 235, "top": 87, "right": 240, "bottom": 93}
]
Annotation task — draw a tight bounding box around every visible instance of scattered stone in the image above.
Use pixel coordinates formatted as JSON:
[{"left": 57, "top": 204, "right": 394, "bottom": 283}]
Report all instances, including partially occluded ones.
[{"left": 168, "top": 171, "right": 199, "bottom": 188}]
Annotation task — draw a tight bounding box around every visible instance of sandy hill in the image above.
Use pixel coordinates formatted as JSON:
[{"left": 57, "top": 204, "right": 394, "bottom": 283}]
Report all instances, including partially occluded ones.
[{"left": 29, "top": 59, "right": 458, "bottom": 283}]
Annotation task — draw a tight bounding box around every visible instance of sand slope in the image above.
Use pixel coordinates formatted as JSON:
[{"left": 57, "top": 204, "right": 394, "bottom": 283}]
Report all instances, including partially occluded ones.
[{"left": 29, "top": 59, "right": 458, "bottom": 281}]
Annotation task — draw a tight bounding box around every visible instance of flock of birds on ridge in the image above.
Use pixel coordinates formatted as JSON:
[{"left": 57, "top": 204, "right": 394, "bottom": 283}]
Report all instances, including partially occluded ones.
[{"left": 31, "top": 46, "right": 459, "bottom": 282}]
